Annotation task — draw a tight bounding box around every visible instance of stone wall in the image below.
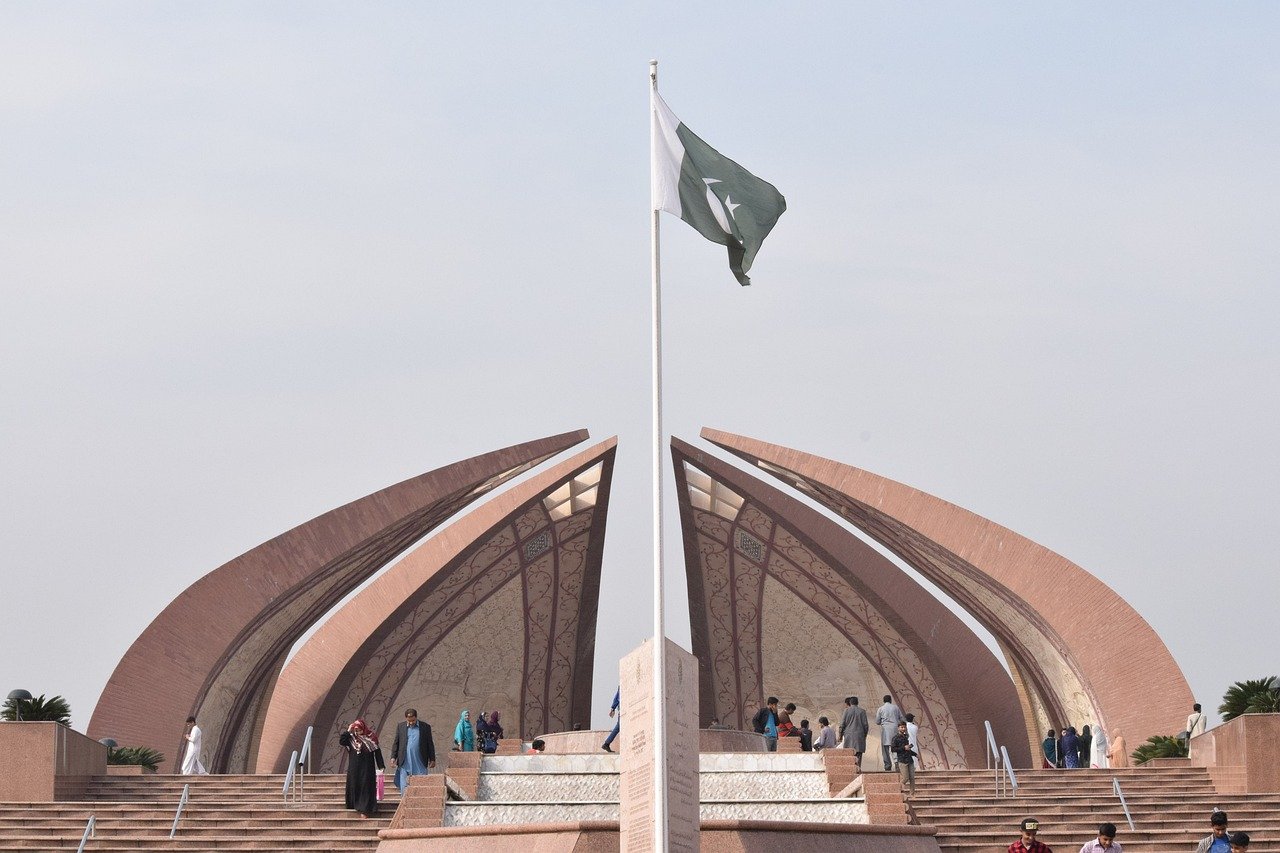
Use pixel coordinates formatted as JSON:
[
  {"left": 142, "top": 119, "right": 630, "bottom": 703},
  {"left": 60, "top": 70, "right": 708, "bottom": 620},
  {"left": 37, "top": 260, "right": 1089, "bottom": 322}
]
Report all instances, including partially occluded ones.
[{"left": 0, "top": 722, "right": 107, "bottom": 801}]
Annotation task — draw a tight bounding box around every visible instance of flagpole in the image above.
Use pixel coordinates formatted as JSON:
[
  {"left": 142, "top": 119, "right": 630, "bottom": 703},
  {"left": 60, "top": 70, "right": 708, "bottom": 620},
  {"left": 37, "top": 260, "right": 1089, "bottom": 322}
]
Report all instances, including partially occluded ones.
[{"left": 648, "top": 57, "right": 669, "bottom": 852}]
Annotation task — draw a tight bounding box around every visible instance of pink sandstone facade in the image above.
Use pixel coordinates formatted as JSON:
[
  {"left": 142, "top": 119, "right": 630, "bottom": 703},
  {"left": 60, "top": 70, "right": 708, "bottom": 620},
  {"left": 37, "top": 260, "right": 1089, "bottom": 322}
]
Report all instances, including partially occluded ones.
[
  {"left": 672, "top": 437, "right": 1030, "bottom": 768},
  {"left": 701, "top": 427, "right": 1193, "bottom": 760},
  {"left": 88, "top": 431, "right": 588, "bottom": 772},
  {"left": 87, "top": 427, "right": 1189, "bottom": 773},
  {"left": 256, "top": 439, "right": 617, "bottom": 772}
]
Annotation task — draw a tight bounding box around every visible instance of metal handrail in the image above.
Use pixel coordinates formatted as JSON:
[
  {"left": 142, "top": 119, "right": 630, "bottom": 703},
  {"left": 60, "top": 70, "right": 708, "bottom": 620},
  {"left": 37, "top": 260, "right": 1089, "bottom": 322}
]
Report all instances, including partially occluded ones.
[
  {"left": 1000, "top": 745, "right": 1019, "bottom": 797},
  {"left": 1113, "top": 777, "right": 1135, "bottom": 830},
  {"left": 298, "top": 726, "right": 314, "bottom": 775},
  {"left": 294, "top": 726, "right": 313, "bottom": 801},
  {"left": 76, "top": 816, "right": 95, "bottom": 853},
  {"left": 282, "top": 749, "right": 298, "bottom": 803},
  {"left": 984, "top": 721, "right": 999, "bottom": 770},
  {"left": 169, "top": 783, "right": 190, "bottom": 838}
]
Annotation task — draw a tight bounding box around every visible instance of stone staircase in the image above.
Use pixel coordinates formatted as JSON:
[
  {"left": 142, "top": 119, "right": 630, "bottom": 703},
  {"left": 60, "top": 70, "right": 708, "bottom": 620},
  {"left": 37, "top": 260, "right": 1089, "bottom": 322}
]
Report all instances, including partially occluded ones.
[
  {"left": 909, "top": 765, "right": 1280, "bottom": 852},
  {"left": 0, "top": 773, "right": 396, "bottom": 851},
  {"left": 441, "top": 752, "right": 868, "bottom": 826}
]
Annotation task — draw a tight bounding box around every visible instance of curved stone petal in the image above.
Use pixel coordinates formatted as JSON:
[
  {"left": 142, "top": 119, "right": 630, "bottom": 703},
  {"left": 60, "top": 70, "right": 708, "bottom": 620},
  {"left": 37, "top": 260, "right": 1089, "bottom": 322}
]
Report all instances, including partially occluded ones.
[
  {"left": 89, "top": 430, "right": 588, "bottom": 771},
  {"left": 701, "top": 427, "right": 1191, "bottom": 758}
]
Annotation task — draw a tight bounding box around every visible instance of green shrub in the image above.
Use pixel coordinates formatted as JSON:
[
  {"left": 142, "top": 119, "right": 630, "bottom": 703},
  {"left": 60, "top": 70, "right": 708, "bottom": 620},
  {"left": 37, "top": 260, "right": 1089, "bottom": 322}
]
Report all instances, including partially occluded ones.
[
  {"left": 1, "top": 693, "right": 71, "bottom": 724},
  {"left": 107, "top": 746, "right": 165, "bottom": 772},
  {"left": 1131, "top": 734, "right": 1187, "bottom": 764}
]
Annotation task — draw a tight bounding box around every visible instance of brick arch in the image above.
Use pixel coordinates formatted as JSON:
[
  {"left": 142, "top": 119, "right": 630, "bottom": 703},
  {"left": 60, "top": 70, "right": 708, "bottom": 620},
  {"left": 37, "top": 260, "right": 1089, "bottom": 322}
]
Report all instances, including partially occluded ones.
[
  {"left": 702, "top": 427, "right": 1192, "bottom": 762},
  {"left": 255, "top": 439, "right": 616, "bottom": 773},
  {"left": 673, "top": 437, "right": 1028, "bottom": 768},
  {"left": 88, "top": 431, "right": 588, "bottom": 772}
]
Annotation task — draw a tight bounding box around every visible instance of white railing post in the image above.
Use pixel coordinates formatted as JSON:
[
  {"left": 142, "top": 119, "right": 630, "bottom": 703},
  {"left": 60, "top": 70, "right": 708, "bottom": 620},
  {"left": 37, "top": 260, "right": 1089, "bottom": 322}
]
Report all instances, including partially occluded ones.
[
  {"left": 1113, "top": 777, "right": 1135, "bottom": 830},
  {"left": 169, "top": 783, "right": 190, "bottom": 838},
  {"left": 76, "top": 816, "right": 95, "bottom": 853},
  {"left": 1000, "top": 745, "right": 1018, "bottom": 798},
  {"left": 295, "top": 726, "right": 313, "bottom": 801},
  {"left": 984, "top": 721, "right": 1001, "bottom": 794},
  {"left": 282, "top": 750, "right": 298, "bottom": 804}
]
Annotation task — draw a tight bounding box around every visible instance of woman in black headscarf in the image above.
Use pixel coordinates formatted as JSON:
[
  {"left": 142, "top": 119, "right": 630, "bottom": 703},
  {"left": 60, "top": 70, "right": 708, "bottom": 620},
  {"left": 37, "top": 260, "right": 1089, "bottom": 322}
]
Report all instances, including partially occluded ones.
[
  {"left": 1077, "top": 725, "right": 1093, "bottom": 769},
  {"left": 337, "top": 719, "right": 385, "bottom": 818}
]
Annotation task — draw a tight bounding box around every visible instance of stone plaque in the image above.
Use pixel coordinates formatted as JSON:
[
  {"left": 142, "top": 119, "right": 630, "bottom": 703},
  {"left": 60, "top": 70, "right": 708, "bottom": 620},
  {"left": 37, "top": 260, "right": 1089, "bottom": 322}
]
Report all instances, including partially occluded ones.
[{"left": 619, "top": 637, "right": 699, "bottom": 852}]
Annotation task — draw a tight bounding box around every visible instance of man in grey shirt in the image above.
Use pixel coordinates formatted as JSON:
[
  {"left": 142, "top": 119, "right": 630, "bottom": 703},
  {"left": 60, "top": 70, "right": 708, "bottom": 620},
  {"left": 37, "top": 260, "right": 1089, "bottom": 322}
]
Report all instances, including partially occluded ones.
[
  {"left": 875, "top": 694, "right": 904, "bottom": 771},
  {"left": 839, "top": 696, "right": 869, "bottom": 769}
]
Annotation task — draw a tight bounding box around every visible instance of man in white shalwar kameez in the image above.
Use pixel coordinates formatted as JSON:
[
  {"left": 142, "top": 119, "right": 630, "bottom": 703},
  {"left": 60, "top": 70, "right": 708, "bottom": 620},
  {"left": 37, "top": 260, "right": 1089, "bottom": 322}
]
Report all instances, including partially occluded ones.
[{"left": 181, "top": 716, "right": 208, "bottom": 775}]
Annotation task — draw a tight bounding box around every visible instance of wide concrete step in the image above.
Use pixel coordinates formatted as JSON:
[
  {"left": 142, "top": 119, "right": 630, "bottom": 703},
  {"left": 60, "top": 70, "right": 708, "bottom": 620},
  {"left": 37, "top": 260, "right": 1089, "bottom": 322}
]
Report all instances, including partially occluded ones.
[
  {"left": 908, "top": 767, "right": 1280, "bottom": 853},
  {"left": 442, "top": 798, "right": 869, "bottom": 827}
]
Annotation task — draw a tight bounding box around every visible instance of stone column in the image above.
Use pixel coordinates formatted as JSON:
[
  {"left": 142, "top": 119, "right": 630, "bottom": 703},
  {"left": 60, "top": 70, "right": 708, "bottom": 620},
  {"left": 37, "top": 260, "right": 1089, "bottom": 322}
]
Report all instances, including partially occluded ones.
[{"left": 618, "top": 637, "right": 699, "bottom": 852}]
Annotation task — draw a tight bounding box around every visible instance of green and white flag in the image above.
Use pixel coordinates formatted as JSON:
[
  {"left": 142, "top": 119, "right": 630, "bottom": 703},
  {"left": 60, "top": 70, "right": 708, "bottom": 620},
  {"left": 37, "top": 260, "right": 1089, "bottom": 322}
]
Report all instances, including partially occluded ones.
[{"left": 651, "top": 91, "right": 786, "bottom": 286}]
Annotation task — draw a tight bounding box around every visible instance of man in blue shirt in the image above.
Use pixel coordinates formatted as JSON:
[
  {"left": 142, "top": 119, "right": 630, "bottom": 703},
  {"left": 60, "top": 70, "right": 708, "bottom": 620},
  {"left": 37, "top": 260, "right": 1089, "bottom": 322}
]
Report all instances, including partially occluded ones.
[
  {"left": 752, "top": 697, "right": 780, "bottom": 752},
  {"left": 601, "top": 687, "right": 621, "bottom": 752},
  {"left": 390, "top": 708, "right": 436, "bottom": 791},
  {"left": 1194, "top": 810, "right": 1231, "bottom": 853}
]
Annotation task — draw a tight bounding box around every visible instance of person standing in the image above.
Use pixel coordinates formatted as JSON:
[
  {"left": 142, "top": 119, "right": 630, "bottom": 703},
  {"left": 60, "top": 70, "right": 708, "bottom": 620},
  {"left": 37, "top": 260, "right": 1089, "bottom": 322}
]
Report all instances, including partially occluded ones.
[
  {"left": 1093, "top": 726, "right": 1109, "bottom": 769},
  {"left": 1062, "top": 727, "right": 1080, "bottom": 768},
  {"left": 890, "top": 721, "right": 917, "bottom": 796},
  {"left": 752, "top": 696, "right": 780, "bottom": 752},
  {"left": 180, "top": 716, "right": 208, "bottom": 775},
  {"left": 453, "top": 709, "right": 475, "bottom": 751},
  {"left": 601, "top": 687, "right": 621, "bottom": 752},
  {"left": 1077, "top": 725, "right": 1093, "bottom": 768},
  {"left": 1107, "top": 731, "right": 1129, "bottom": 768},
  {"left": 337, "top": 719, "right": 385, "bottom": 818},
  {"left": 1194, "top": 810, "right": 1231, "bottom": 853},
  {"left": 814, "top": 716, "right": 836, "bottom": 751},
  {"left": 875, "top": 695, "right": 904, "bottom": 771},
  {"left": 1078, "top": 822, "right": 1120, "bottom": 852},
  {"left": 798, "top": 719, "right": 814, "bottom": 751},
  {"left": 904, "top": 713, "right": 921, "bottom": 770},
  {"left": 391, "top": 708, "right": 436, "bottom": 791},
  {"left": 1008, "top": 817, "right": 1053, "bottom": 853},
  {"left": 839, "top": 696, "right": 869, "bottom": 768},
  {"left": 1042, "top": 729, "right": 1059, "bottom": 769},
  {"left": 1187, "top": 703, "right": 1207, "bottom": 741},
  {"left": 777, "top": 702, "right": 797, "bottom": 738}
]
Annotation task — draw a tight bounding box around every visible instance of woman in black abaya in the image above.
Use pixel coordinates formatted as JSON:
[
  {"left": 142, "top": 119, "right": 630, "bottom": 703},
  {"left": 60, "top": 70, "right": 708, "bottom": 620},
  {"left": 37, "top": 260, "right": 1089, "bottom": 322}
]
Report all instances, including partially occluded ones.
[{"left": 338, "top": 718, "right": 385, "bottom": 817}]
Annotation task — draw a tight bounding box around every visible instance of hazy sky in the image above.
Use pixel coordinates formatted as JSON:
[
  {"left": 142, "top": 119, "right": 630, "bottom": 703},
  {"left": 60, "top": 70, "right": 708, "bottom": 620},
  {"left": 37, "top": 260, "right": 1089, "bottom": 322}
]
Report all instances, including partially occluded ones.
[{"left": 3, "top": 3, "right": 1277, "bottom": 740}]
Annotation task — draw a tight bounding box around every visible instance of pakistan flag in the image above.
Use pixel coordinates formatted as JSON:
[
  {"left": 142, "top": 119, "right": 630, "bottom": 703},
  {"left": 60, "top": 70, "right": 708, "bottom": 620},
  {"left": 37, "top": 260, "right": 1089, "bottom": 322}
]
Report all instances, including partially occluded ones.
[{"left": 652, "top": 91, "right": 787, "bottom": 286}]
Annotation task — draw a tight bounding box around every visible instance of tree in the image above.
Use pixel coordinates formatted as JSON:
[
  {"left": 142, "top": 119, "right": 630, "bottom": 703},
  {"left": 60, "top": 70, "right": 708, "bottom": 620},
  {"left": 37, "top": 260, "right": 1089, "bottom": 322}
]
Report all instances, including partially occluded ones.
[
  {"left": 1219, "top": 677, "right": 1280, "bottom": 722},
  {"left": 107, "top": 746, "right": 165, "bottom": 772},
  {"left": 1131, "top": 734, "right": 1188, "bottom": 764},
  {"left": 1, "top": 693, "right": 71, "bottom": 724}
]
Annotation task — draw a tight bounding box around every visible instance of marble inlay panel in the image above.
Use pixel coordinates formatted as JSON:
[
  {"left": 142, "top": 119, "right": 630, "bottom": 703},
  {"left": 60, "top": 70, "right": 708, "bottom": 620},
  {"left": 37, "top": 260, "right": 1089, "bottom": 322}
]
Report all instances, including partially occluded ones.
[
  {"left": 445, "top": 802, "right": 619, "bottom": 826},
  {"left": 698, "top": 752, "right": 823, "bottom": 772},
  {"left": 482, "top": 754, "right": 618, "bottom": 774},
  {"left": 698, "top": 770, "right": 829, "bottom": 800},
  {"left": 445, "top": 800, "right": 868, "bottom": 826},
  {"left": 478, "top": 773, "right": 619, "bottom": 802},
  {"left": 700, "top": 800, "right": 868, "bottom": 824}
]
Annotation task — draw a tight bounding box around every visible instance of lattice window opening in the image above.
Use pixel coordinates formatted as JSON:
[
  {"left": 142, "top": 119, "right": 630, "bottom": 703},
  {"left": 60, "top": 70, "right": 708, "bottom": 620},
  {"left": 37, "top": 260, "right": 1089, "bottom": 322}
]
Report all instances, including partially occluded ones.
[
  {"left": 524, "top": 530, "right": 553, "bottom": 560},
  {"left": 683, "top": 462, "right": 744, "bottom": 521},
  {"left": 734, "top": 529, "right": 765, "bottom": 563},
  {"left": 543, "top": 464, "right": 603, "bottom": 521}
]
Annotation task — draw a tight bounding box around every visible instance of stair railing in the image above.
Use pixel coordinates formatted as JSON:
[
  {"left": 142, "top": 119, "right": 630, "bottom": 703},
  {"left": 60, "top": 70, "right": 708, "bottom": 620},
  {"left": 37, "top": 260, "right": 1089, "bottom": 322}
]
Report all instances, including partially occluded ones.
[
  {"left": 1112, "top": 776, "right": 1135, "bottom": 830},
  {"left": 169, "top": 782, "right": 190, "bottom": 838},
  {"left": 283, "top": 749, "right": 299, "bottom": 804},
  {"left": 984, "top": 720, "right": 1002, "bottom": 795},
  {"left": 999, "top": 745, "right": 1018, "bottom": 798},
  {"left": 295, "top": 726, "right": 313, "bottom": 801},
  {"left": 75, "top": 816, "right": 95, "bottom": 853}
]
